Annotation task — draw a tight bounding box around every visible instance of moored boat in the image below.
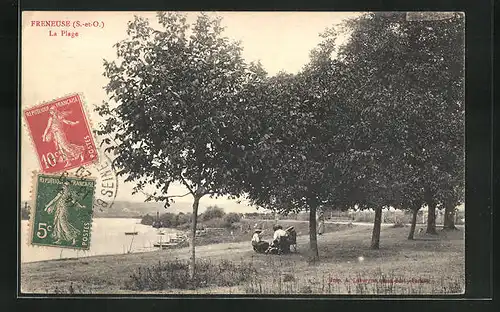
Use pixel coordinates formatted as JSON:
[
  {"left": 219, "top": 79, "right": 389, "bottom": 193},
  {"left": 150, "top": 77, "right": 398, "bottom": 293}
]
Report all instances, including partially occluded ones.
[
  {"left": 153, "top": 233, "right": 188, "bottom": 249},
  {"left": 153, "top": 242, "right": 179, "bottom": 249}
]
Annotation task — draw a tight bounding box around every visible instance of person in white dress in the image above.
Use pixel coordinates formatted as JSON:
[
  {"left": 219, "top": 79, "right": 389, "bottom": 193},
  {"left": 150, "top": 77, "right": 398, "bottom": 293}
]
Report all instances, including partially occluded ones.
[
  {"left": 273, "top": 225, "right": 287, "bottom": 242},
  {"left": 317, "top": 211, "right": 325, "bottom": 235},
  {"left": 270, "top": 224, "right": 291, "bottom": 253}
]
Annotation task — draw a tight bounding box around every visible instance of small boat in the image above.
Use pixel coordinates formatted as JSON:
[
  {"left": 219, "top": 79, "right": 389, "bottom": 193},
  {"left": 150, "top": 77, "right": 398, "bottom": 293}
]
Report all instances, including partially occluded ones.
[
  {"left": 170, "top": 233, "right": 187, "bottom": 242},
  {"left": 157, "top": 230, "right": 166, "bottom": 235},
  {"left": 153, "top": 242, "right": 179, "bottom": 249},
  {"left": 125, "top": 225, "right": 138, "bottom": 236},
  {"left": 153, "top": 233, "right": 188, "bottom": 249}
]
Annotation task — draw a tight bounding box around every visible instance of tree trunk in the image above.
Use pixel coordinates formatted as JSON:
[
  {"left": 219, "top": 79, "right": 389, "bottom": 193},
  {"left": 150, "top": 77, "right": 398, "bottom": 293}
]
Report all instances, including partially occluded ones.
[
  {"left": 408, "top": 208, "right": 419, "bottom": 240},
  {"left": 443, "top": 201, "right": 457, "bottom": 230},
  {"left": 189, "top": 195, "right": 201, "bottom": 281},
  {"left": 308, "top": 204, "right": 319, "bottom": 263},
  {"left": 426, "top": 201, "right": 438, "bottom": 234},
  {"left": 370, "top": 206, "right": 382, "bottom": 249}
]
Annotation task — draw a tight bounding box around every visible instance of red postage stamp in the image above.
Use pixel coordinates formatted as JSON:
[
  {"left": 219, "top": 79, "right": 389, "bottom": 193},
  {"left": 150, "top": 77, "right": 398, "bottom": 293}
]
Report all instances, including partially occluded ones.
[{"left": 23, "top": 94, "right": 98, "bottom": 173}]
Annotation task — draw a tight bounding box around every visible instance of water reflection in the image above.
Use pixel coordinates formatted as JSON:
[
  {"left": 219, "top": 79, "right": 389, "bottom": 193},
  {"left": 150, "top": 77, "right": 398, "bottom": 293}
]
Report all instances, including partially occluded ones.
[{"left": 20, "top": 218, "right": 182, "bottom": 262}]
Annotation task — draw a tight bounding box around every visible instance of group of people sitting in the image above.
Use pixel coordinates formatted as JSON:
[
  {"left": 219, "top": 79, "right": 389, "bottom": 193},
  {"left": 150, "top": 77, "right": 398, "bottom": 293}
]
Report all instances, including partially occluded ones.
[{"left": 251, "top": 224, "right": 297, "bottom": 254}]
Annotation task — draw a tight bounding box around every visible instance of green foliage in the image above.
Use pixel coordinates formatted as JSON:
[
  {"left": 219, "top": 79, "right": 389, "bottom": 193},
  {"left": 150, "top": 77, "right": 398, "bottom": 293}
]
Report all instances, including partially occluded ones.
[
  {"left": 96, "top": 12, "right": 270, "bottom": 277},
  {"left": 140, "top": 211, "right": 192, "bottom": 227},
  {"left": 140, "top": 214, "right": 155, "bottom": 225},
  {"left": 100, "top": 11, "right": 464, "bottom": 256},
  {"left": 96, "top": 12, "right": 265, "bottom": 205},
  {"left": 240, "top": 58, "right": 354, "bottom": 215},
  {"left": 176, "top": 212, "right": 192, "bottom": 225},
  {"left": 201, "top": 217, "right": 228, "bottom": 229},
  {"left": 224, "top": 212, "right": 241, "bottom": 224},
  {"left": 243, "top": 212, "right": 259, "bottom": 218},
  {"left": 201, "top": 205, "right": 225, "bottom": 221},
  {"left": 159, "top": 212, "right": 178, "bottom": 227},
  {"left": 335, "top": 12, "right": 465, "bottom": 211},
  {"left": 237, "top": 12, "right": 463, "bottom": 249}
]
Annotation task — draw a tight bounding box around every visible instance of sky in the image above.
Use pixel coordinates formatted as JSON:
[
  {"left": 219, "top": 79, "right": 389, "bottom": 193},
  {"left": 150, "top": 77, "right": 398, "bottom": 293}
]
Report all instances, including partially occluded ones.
[{"left": 21, "top": 11, "right": 362, "bottom": 211}]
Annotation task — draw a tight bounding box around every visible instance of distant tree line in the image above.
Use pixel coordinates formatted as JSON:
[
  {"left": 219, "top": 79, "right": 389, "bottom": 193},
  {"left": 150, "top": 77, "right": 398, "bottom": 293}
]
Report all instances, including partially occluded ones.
[{"left": 140, "top": 206, "right": 241, "bottom": 229}]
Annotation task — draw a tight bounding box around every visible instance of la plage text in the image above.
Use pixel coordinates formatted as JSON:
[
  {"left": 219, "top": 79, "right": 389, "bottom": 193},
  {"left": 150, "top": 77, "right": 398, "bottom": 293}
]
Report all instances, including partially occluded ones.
[{"left": 49, "top": 29, "right": 79, "bottom": 38}]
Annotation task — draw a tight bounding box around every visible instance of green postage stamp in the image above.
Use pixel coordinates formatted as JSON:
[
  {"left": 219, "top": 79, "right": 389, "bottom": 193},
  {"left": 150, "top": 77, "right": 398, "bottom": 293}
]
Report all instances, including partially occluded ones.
[{"left": 29, "top": 172, "right": 96, "bottom": 249}]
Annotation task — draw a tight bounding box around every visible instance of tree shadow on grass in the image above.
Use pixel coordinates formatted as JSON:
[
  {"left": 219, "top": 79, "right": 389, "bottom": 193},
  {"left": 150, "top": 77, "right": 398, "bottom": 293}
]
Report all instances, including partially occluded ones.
[
  {"left": 315, "top": 234, "right": 463, "bottom": 263},
  {"left": 318, "top": 245, "right": 400, "bottom": 262},
  {"left": 410, "top": 238, "right": 441, "bottom": 241}
]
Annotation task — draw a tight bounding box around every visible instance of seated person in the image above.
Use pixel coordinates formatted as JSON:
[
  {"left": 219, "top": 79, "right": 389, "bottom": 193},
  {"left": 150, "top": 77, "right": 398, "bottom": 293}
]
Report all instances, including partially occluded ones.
[
  {"left": 272, "top": 224, "right": 290, "bottom": 253},
  {"left": 285, "top": 226, "right": 297, "bottom": 252},
  {"left": 285, "top": 226, "right": 297, "bottom": 243},
  {"left": 251, "top": 229, "right": 269, "bottom": 253}
]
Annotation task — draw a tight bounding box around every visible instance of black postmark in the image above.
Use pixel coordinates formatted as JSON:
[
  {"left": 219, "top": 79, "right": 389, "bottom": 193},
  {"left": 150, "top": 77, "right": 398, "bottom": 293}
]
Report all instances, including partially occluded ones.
[{"left": 56, "top": 142, "right": 118, "bottom": 212}]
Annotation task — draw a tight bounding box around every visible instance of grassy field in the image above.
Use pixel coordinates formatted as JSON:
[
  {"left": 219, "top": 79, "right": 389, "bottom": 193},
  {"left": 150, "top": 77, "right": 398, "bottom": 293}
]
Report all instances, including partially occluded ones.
[{"left": 20, "top": 223, "right": 464, "bottom": 295}]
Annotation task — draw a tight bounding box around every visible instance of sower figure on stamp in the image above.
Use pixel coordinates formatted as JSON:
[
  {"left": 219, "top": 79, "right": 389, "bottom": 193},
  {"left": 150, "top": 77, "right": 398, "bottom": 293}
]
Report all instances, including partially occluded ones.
[
  {"left": 42, "top": 106, "right": 85, "bottom": 167},
  {"left": 44, "top": 181, "right": 86, "bottom": 245}
]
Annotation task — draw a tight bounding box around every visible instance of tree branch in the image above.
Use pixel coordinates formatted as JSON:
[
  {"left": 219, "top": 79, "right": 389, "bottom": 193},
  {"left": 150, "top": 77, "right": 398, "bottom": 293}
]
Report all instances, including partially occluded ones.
[
  {"left": 168, "top": 192, "right": 192, "bottom": 199},
  {"left": 180, "top": 173, "right": 195, "bottom": 195},
  {"left": 140, "top": 190, "right": 154, "bottom": 201},
  {"left": 140, "top": 190, "right": 191, "bottom": 200}
]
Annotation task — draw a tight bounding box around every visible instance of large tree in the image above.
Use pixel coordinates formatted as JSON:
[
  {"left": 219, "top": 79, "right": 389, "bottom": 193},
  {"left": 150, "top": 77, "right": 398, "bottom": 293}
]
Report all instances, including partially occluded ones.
[
  {"left": 337, "top": 12, "right": 464, "bottom": 241},
  {"left": 238, "top": 31, "right": 354, "bottom": 261},
  {"left": 403, "top": 13, "right": 465, "bottom": 234},
  {"left": 336, "top": 12, "right": 415, "bottom": 249},
  {"left": 398, "top": 13, "right": 464, "bottom": 234},
  {"left": 96, "top": 12, "right": 262, "bottom": 280},
  {"left": 441, "top": 184, "right": 464, "bottom": 230},
  {"left": 238, "top": 71, "right": 329, "bottom": 262}
]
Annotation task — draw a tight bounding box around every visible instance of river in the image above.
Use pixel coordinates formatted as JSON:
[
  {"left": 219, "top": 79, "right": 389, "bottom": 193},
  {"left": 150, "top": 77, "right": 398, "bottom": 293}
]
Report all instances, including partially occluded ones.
[{"left": 20, "top": 218, "right": 182, "bottom": 263}]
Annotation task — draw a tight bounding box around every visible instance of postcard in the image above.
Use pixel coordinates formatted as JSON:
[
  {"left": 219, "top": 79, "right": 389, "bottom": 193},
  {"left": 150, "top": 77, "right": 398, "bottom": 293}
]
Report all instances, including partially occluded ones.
[{"left": 20, "top": 11, "right": 465, "bottom": 295}]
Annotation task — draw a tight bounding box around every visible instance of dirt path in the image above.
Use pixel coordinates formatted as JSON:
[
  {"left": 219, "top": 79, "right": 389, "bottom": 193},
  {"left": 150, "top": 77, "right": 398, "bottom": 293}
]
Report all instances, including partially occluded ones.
[
  {"left": 182, "top": 225, "right": 371, "bottom": 260},
  {"left": 248, "top": 219, "right": 464, "bottom": 228},
  {"left": 272, "top": 219, "right": 392, "bottom": 227}
]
